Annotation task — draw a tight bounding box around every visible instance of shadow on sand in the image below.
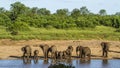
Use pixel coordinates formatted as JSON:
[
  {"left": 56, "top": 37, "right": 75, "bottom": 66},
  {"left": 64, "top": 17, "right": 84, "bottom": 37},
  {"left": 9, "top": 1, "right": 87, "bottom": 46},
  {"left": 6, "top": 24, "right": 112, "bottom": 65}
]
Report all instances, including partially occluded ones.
[
  {"left": 9, "top": 56, "right": 45, "bottom": 59},
  {"left": 109, "top": 50, "right": 120, "bottom": 53},
  {"left": 91, "top": 55, "right": 102, "bottom": 57}
]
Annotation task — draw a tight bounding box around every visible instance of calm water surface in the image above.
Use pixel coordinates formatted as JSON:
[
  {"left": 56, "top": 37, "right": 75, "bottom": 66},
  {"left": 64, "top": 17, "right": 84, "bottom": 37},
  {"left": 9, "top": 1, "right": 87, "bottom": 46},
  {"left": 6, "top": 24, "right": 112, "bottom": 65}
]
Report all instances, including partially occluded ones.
[{"left": 0, "top": 59, "right": 120, "bottom": 68}]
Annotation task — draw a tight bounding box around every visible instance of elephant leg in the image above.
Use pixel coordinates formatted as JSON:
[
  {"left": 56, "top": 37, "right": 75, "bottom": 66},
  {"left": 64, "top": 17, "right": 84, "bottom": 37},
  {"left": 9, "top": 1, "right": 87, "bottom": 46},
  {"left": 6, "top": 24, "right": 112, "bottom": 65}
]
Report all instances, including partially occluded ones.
[
  {"left": 34, "top": 55, "right": 38, "bottom": 64},
  {"left": 44, "top": 51, "right": 46, "bottom": 60},
  {"left": 79, "top": 51, "right": 82, "bottom": 58},
  {"left": 102, "top": 51, "right": 105, "bottom": 57},
  {"left": 80, "top": 50, "right": 83, "bottom": 58},
  {"left": 27, "top": 55, "right": 30, "bottom": 64},
  {"left": 76, "top": 51, "right": 79, "bottom": 58},
  {"left": 34, "top": 55, "right": 36, "bottom": 63},
  {"left": 29, "top": 54, "right": 31, "bottom": 63},
  {"left": 105, "top": 51, "right": 108, "bottom": 57},
  {"left": 23, "top": 56, "right": 27, "bottom": 64},
  {"left": 53, "top": 53, "right": 56, "bottom": 60},
  {"left": 88, "top": 54, "right": 91, "bottom": 61},
  {"left": 83, "top": 54, "right": 85, "bottom": 59},
  {"left": 45, "top": 51, "right": 48, "bottom": 60}
]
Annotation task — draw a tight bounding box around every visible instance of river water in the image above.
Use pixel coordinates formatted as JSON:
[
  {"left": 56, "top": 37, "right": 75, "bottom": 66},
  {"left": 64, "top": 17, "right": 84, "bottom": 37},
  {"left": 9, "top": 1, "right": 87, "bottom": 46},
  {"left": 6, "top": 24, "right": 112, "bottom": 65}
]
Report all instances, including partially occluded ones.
[{"left": 0, "top": 59, "right": 120, "bottom": 68}]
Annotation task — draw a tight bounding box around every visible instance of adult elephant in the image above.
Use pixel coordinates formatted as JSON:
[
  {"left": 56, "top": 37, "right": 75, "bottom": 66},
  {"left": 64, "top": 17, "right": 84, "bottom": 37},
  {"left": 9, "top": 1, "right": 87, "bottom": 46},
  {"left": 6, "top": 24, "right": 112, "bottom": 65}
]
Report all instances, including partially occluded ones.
[
  {"left": 81, "top": 47, "right": 91, "bottom": 60},
  {"left": 101, "top": 42, "right": 109, "bottom": 57},
  {"left": 76, "top": 46, "right": 83, "bottom": 58},
  {"left": 21, "top": 45, "right": 32, "bottom": 64},
  {"left": 40, "top": 44, "right": 49, "bottom": 60},
  {"left": 49, "top": 45, "right": 57, "bottom": 60}
]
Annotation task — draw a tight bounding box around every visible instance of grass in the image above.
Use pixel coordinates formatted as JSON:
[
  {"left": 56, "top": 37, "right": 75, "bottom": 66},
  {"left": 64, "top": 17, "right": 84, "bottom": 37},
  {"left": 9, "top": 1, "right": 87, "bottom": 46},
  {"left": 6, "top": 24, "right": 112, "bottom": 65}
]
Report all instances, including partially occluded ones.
[{"left": 0, "top": 26, "right": 120, "bottom": 40}]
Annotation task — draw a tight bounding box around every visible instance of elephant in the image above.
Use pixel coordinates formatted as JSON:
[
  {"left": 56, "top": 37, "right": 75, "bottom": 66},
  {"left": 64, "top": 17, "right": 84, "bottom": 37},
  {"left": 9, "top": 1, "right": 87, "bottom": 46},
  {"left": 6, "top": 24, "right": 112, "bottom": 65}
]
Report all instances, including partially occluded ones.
[
  {"left": 49, "top": 45, "right": 57, "bottom": 60},
  {"left": 68, "top": 46, "right": 73, "bottom": 52},
  {"left": 81, "top": 47, "right": 91, "bottom": 60},
  {"left": 33, "top": 50, "right": 39, "bottom": 64},
  {"left": 58, "top": 51, "right": 65, "bottom": 61},
  {"left": 55, "top": 51, "right": 59, "bottom": 59},
  {"left": 40, "top": 44, "right": 49, "bottom": 60},
  {"left": 101, "top": 42, "right": 109, "bottom": 57},
  {"left": 63, "top": 50, "right": 67, "bottom": 59},
  {"left": 76, "top": 46, "right": 83, "bottom": 58},
  {"left": 21, "top": 45, "right": 32, "bottom": 64},
  {"left": 65, "top": 46, "right": 73, "bottom": 59}
]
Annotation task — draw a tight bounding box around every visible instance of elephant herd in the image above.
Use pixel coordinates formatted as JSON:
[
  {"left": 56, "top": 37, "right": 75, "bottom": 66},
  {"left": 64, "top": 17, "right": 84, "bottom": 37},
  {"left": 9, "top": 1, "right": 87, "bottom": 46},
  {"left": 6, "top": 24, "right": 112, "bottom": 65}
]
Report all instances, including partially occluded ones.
[{"left": 21, "top": 42, "right": 109, "bottom": 64}]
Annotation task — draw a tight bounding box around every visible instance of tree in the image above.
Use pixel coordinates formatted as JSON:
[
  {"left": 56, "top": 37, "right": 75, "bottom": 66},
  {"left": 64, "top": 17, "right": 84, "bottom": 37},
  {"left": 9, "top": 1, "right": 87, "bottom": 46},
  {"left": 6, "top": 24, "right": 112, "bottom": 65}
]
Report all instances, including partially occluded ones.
[
  {"left": 80, "top": 6, "right": 90, "bottom": 15},
  {"left": 56, "top": 8, "right": 69, "bottom": 16},
  {"left": 115, "top": 12, "right": 120, "bottom": 16},
  {"left": 37, "top": 8, "right": 50, "bottom": 15},
  {"left": 99, "top": 9, "right": 107, "bottom": 16},
  {"left": 10, "top": 2, "right": 27, "bottom": 21},
  {"left": 71, "top": 8, "right": 80, "bottom": 18},
  {"left": 0, "top": 7, "right": 6, "bottom": 13},
  {"left": 0, "top": 13, "right": 11, "bottom": 26},
  {"left": 31, "top": 7, "right": 38, "bottom": 15}
]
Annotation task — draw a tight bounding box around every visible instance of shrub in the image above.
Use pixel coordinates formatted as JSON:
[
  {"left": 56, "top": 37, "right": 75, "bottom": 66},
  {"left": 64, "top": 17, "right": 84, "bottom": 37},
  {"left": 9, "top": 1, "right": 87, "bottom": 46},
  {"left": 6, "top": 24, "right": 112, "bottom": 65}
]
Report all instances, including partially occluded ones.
[
  {"left": 115, "top": 28, "right": 120, "bottom": 32},
  {"left": 48, "top": 63, "right": 75, "bottom": 68},
  {"left": 7, "top": 21, "right": 29, "bottom": 30}
]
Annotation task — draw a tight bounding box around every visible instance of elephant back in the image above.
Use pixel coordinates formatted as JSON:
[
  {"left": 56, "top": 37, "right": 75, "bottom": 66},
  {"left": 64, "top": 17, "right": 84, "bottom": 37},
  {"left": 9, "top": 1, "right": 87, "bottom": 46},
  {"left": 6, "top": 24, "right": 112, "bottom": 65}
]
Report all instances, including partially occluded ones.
[
  {"left": 25, "top": 45, "right": 32, "bottom": 54},
  {"left": 49, "top": 45, "right": 57, "bottom": 53},
  {"left": 40, "top": 44, "right": 49, "bottom": 52},
  {"left": 101, "top": 42, "right": 109, "bottom": 51},
  {"left": 82, "top": 47, "right": 91, "bottom": 55}
]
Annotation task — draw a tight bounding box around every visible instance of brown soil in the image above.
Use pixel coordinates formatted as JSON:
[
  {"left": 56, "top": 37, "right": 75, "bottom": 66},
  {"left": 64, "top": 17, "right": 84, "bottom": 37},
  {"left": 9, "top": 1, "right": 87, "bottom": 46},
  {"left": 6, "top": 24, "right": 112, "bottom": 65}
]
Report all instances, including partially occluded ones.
[{"left": 0, "top": 39, "right": 120, "bottom": 60}]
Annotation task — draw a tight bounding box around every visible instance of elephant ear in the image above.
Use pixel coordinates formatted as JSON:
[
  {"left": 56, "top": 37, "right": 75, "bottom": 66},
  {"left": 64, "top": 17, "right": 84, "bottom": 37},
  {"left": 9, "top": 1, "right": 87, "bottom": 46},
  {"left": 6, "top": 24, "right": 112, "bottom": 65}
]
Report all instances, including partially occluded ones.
[
  {"left": 101, "top": 42, "right": 104, "bottom": 46},
  {"left": 104, "top": 42, "right": 109, "bottom": 51},
  {"left": 21, "top": 47, "right": 25, "bottom": 52},
  {"left": 40, "top": 44, "right": 43, "bottom": 48}
]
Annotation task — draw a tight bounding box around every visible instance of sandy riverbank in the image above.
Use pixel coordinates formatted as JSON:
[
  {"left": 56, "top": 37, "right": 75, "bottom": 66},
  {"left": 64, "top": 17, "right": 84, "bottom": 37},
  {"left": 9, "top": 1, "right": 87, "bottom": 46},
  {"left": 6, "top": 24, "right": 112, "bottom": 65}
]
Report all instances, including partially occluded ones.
[{"left": 0, "top": 39, "right": 120, "bottom": 60}]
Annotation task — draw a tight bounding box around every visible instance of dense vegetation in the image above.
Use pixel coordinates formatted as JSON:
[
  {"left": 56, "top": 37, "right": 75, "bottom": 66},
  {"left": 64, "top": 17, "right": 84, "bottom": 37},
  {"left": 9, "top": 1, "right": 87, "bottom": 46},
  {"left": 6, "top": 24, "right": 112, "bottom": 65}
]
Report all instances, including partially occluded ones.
[
  {"left": 48, "top": 63, "right": 75, "bottom": 68},
  {"left": 0, "top": 2, "right": 120, "bottom": 40}
]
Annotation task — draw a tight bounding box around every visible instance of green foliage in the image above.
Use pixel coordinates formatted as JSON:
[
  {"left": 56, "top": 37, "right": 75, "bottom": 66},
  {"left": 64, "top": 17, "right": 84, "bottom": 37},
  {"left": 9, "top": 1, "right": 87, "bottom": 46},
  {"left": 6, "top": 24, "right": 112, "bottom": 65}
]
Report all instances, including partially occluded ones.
[
  {"left": 7, "top": 21, "right": 30, "bottom": 31},
  {"left": 48, "top": 64, "right": 75, "bottom": 68},
  {"left": 115, "top": 28, "right": 120, "bottom": 32},
  {"left": 0, "top": 26, "right": 120, "bottom": 40},
  {"left": 0, "top": 2, "right": 120, "bottom": 39},
  {"left": 0, "top": 13, "right": 11, "bottom": 26}
]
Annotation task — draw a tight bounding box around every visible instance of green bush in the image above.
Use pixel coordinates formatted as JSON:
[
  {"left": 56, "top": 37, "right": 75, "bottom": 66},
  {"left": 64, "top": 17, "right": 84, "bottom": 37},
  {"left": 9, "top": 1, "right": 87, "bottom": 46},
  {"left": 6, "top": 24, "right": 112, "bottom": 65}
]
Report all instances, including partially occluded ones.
[
  {"left": 48, "top": 63, "right": 75, "bottom": 68},
  {"left": 115, "top": 28, "right": 120, "bottom": 32},
  {"left": 7, "top": 21, "right": 30, "bottom": 31}
]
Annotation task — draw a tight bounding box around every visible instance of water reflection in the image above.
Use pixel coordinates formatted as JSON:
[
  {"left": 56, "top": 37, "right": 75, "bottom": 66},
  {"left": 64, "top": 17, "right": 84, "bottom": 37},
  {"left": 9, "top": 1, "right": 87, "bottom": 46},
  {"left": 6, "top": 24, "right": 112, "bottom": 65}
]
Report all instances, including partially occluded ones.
[
  {"left": 0, "top": 59, "right": 120, "bottom": 68},
  {"left": 102, "top": 59, "right": 108, "bottom": 64},
  {"left": 43, "top": 59, "right": 49, "bottom": 64},
  {"left": 66, "top": 59, "right": 72, "bottom": 64},
  {"left": 76, "top": 59, "right": 91, "bottom": 64}
]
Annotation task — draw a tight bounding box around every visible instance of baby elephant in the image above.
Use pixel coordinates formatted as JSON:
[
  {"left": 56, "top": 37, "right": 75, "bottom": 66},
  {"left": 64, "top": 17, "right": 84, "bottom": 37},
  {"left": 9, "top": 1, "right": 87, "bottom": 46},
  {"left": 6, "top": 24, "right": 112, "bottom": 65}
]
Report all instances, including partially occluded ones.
[
  {"left": 101, "top": 42, "right": 109, "bottom": 57},
  {"left": 33, "top": 50, "right": 39, "bottom": 64}
]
